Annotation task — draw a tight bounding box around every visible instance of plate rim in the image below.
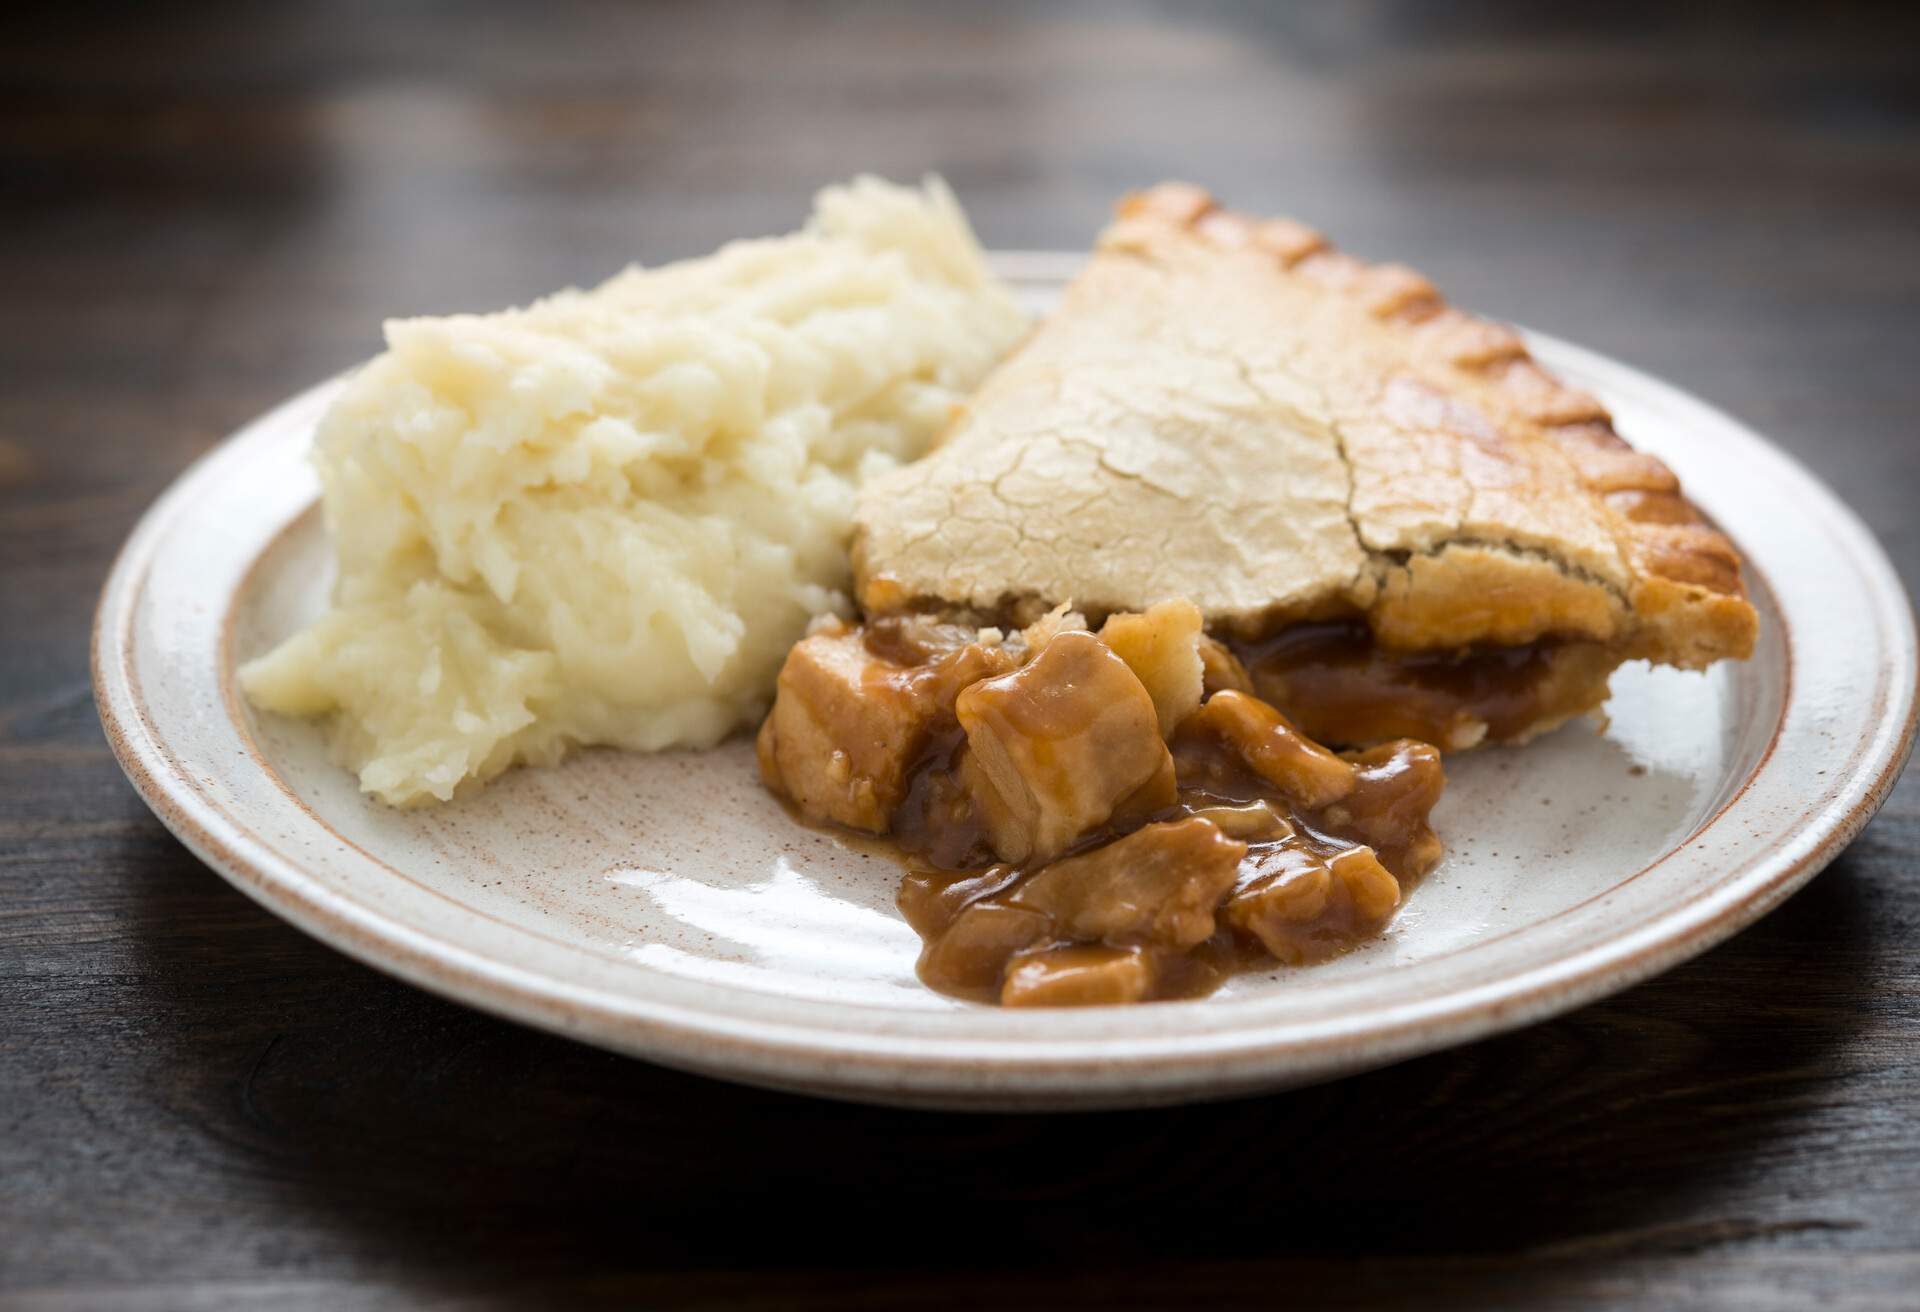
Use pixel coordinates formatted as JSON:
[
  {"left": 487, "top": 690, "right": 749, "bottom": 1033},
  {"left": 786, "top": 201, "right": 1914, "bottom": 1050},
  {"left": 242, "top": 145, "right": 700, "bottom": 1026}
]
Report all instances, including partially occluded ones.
[{"left": 93, "top": 266, "right": 1919, "bottom": 1108}]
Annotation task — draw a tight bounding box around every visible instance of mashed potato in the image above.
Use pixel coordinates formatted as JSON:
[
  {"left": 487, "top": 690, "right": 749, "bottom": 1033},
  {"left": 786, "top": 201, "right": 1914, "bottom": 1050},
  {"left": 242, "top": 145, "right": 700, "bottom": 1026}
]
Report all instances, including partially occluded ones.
[{"left": 241, "top": 177, "right": 1027, "bottom": 805}]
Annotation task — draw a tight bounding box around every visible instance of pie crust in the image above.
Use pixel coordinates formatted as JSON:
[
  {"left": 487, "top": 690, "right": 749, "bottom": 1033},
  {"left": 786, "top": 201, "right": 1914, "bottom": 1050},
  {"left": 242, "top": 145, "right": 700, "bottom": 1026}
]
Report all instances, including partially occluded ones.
[{"left": 853, "top": 183, "right": 1758, "bottom": 682}]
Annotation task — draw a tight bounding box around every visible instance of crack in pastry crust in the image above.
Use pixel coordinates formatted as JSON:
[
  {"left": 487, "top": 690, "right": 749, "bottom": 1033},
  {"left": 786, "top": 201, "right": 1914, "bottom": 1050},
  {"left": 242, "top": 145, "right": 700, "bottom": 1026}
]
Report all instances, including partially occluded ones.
[{"left": 852, "top": 183, "right": 1757, "bottom": 721}]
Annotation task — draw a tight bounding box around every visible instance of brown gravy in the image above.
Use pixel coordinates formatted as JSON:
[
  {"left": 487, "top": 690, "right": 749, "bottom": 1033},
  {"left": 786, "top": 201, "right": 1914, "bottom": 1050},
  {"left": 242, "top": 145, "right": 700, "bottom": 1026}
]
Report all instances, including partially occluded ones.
[
  {"left": 896, "top": 731, "right": 1443, "bottom": 1004},
  {"left": 1235, "top": 621, "right": 1620, "bottom": 750},
  {"left": 757, "top": 612, "right": 1447, "bottom": 1007}
]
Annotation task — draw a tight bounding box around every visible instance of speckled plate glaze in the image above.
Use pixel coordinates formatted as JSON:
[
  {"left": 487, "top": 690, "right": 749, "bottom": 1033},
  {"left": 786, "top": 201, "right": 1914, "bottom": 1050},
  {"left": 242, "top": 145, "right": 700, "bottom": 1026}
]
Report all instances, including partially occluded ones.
[{"left": 95, "top": 256, "right": 1917, "bottom": 1110}]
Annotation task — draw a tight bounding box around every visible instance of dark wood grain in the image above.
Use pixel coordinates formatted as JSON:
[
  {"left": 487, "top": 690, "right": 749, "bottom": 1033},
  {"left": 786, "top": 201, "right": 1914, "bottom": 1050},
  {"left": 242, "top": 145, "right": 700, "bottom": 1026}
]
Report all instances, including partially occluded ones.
[{"left": 3, "top": 2, "right": 1917, "bottom": 1307}]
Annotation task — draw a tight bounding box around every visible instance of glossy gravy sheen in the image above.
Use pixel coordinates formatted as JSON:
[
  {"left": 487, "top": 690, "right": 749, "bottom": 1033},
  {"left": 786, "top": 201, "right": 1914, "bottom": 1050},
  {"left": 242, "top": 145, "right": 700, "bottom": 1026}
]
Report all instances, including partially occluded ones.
[
  {"left": 896, "top": 732, "right": 1443, "bottom": 1004},
  {"left": 1237, "top": 621, "right": 1621, "bottom": 750},
  {"left": 757, "top": 612, "right": 1447, "bottom": 1007}
]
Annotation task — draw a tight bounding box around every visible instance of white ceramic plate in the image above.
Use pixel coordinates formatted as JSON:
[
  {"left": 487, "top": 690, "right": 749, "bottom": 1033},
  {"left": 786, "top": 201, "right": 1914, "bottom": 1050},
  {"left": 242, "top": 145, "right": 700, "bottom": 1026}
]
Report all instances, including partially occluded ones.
[{"left": 95, "top": 256, "right": 1917, "bottom": 1110}]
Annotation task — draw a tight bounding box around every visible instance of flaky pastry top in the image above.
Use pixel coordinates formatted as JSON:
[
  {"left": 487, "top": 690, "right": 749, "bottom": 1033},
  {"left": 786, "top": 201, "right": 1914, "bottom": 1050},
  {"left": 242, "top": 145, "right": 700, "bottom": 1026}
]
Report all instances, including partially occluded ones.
[{"left": 855, "top": 184, "right": 1757, "bottom": 667}]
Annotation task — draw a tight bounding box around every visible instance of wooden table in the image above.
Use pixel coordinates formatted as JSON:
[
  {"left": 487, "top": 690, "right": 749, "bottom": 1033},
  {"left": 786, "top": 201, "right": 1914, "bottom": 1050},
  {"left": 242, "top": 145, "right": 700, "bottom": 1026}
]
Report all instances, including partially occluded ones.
[{"left": 5, "top": 4, "right": 1917, "bottom": 1307}]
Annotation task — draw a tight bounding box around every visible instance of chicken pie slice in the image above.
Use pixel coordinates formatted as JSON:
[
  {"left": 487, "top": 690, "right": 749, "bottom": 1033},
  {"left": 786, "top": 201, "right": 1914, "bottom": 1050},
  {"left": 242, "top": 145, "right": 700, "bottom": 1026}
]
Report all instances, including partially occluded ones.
[{"left": 853, "top": 184, "right": 1758, "bottom": 750}]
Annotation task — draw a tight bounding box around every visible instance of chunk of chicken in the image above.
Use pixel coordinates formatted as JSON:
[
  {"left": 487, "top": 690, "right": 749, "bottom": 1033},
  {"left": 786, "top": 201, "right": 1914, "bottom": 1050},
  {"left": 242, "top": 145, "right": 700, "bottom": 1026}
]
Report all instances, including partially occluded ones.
[
  {"left": 1098, "top": 599, "right": 1206, "bottom": 735},
  {"left": 1325, "top": 740, "right": 1447, "bottom": 878},
  {"left": 895, "top": 864, "right": 1022, "bottom": 942},
  {"left": 757, "top": 623, "right": 1015, "bottom": 832},
  {"left": 1197, "top": 634, "right": 1256, "bottom": 696},
  {"left": 1224, "top": 842, "right": 1401, "bottom": 964},
  {"left": 1001, "top": 945, "right": 1158, "bottom": 1007},
  {"left": 1329, "top": 846, "right": 1401, "bottom": 921},
  {"left": 1010, "top": 817, "right": 1246, "bottom": 950},
  {"left": 1228, "top": 845, "right": 1332, "bottom": 941},
  {"left": 918, "top": 903, "right": 1051, "bottom": 995},
  {"left": 954, "top": 630, "right": 1177, "bottom": 864},
  {"left": 1181, "top": 690, "right": 1356, "bottom": 809}
]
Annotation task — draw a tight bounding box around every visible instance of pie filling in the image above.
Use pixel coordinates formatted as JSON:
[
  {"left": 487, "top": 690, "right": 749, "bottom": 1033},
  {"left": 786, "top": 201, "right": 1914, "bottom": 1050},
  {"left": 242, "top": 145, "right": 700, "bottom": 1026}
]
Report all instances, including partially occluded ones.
[
  {"left": 757, "top": 609, "right": 1445, "bottom": 1007},
  {"left": 1234, "top": 621, "right": 1625, "bottom": 752}
]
